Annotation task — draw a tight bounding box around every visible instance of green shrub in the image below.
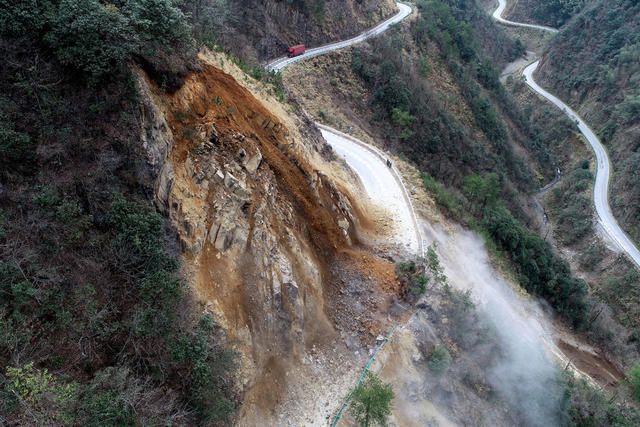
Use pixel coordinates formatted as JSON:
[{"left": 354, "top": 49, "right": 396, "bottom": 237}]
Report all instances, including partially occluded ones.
[
  {"left": 78, "top": 367, "right": 142, "bottom": 426},
  {"left": 169, "top": 315, "right": 236, "bottom": 422},
  {"left": 46, "top": 0, "right": 136, "bottom": 82},
  {"left": 391, "top": 107, "right": 416, "bottom": 139},
  {"left": 626, "top": 365, "right": 640, "bottom": 402},
  {"left": 81, "top": 390, "right": 132, "bottom": 427},
  {"left": 411, "top": 274, "right": 428, "bottom": 295},
  {"left": 124, "top": 0, "right": 191, "bottom": 47},
  {"left": 4, "top": 362, "right": 79, "bottom": 424},
  {"left": 396, "top": 259, "right": 429, "bottom": 296},
  {"left": 426, "top": 243, "right": 447, "bottom": 285},
  {"left": 421, "top": 172, "right": 465, "bottom": 220},
  {"left": 0, "top": 122, "right": 33, "bottom": 171},
  {"left": 133, "top": 270, "right": 184, "bottom": 337},
  {"left": 0, "top": 0, "right": 52, "bottom": 37},
  {"left": 108, "top": 194, "right": 174, "bottom": 274},
  {"left": 428, "top": 345, "right": 451, "bottom": 374}
]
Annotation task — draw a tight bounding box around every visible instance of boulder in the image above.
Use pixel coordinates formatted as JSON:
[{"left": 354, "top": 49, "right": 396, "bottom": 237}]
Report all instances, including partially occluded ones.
[
  {"left": 224, "top": 172, "right": 249, "bottom": 199},
  {"left": 244, "top": 150, "right": 262, "bottom": 174}
]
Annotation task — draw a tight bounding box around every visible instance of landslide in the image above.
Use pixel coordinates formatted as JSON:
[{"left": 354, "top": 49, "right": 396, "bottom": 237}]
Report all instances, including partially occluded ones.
[
  {"left": 220, "top": 0, "right": 397, "bottom": 63},
  {"left": 138, "top": 51, "right": 405, "bottom": 424}
]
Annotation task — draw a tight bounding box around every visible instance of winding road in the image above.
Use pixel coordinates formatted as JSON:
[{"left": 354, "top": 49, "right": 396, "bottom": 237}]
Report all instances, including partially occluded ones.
[
  {"left": 492, "top": 0, "right": 558, "bottom": 33},
  {"left": 266, "top": 0, "right": 640, "bottom": 268},
  {"left": 266, "top": 2, "right": 412, "bottom": 72},
  {"left": 492, "top": 1, "right": 640, "bottom": 268},
  {"left": 265, "top": 2, "right": 422, "bottom": 256}
]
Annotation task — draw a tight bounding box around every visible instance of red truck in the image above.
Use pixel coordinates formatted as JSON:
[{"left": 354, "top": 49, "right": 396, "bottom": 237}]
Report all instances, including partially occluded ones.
[{"left": 288, "top": 45, "right": 306, "bottom": 57}]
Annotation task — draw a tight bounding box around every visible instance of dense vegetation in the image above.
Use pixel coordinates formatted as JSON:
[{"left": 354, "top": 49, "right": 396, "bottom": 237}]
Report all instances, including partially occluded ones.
[
  {"left": 504, "top": 0, "right": 585, "bottom": 27},
  {"left": 537, "top": 0, "right": 640, "bottom": 245},
  {"left": 349, "top": 0, "right": 568, "bottom": 199},
  {"left": 396, "top": 259, "right": 429, "bottom": 297},
  {"left": 0, "top": 0, "right": 237, "bottom": 423},
  {"left": 549, "top": 160, "right": 594, "bottom": 245},
  {"left": 457, "top": 173, "right": 591, "bottom": 327},
  {"left": 508, "top": 76, "right": 640, "bottom": 360},
  {"left": 568, "top": 373, "right": 640, "bottom": 425},
  {"left": 533, "top": 0, "right": 585, "bottom": 25}
]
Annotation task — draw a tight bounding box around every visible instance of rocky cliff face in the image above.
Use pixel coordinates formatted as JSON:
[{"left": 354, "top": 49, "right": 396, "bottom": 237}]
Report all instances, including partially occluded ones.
[{"left": 135, "top": 52, "right": 400, "bottom": 423}]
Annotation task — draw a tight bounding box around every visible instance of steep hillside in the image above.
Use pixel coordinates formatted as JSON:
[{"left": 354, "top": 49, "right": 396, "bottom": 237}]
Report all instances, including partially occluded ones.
[
  {"left": 285, "top": 0, "right": 549, "bottom": 210},
  {"left": 501, "top": 0, "right": 586, "bottom": 27},
  {"left": 0, "top": 1, "right": 237, "bottom": 423},
  {"left": 536, "top": 0, "right": 640, "bottom": 245},
  {"left": 507, "top": 75, "right": 640, "bottom": 361},
  {"left": 282, "top": 0, "right": 640, "bottom": 402},
  {"left": 0, "top": 0, "right": 403, "bottom": 423},
  {"left": 284, "top": 0, "right": 608, "bottom": 340},
  {"left": 212, "top": 0, "right": 397, "bottom": 63}
]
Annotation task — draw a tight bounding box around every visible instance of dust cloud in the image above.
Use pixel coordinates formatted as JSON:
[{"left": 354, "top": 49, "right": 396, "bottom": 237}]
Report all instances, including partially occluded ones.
[{"left": 422, "top": 222, "right": 568, "bottom": 426}]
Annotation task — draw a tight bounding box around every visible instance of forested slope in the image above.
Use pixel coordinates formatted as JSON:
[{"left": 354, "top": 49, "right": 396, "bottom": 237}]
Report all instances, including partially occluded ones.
[
  {"left": 351, "top": 0, "right": 530, "bottom": 189},
  {"left": 536, "top": 0, "right": 640, "bottom": 245},
  {"left": 0, "top": 0, "right": 238, "bottom": 423},
  {"left": 504, "top": 0, "right": 586, "bottom": 27}
]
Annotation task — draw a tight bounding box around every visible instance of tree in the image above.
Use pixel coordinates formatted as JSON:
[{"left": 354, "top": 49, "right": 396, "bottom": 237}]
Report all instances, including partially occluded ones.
[
  {"left": 426, "top": 243, "right": 447, "bottom": 285},
  {"left": 45, "top": 0, "right": 136, "bottom": 82},
  {"left": 0, "top": 122, "right": 33, "bottom": 173},
  {"left": 626, "top": 365, "right": 640, "bottom": 403},
  {"left": 349, "top": 372, "right": 394, "bottom": 427},
  {"left": 3, "top": 362, "right": 79, "bottom": 424},
  {"left": 123, "top": 0, "right": 192, "bottom": 47},
  {"left": 0, "top": 0, "right": 53, "bottom": 37},
  {"left": 428, "top": 345, "right": 451, "bottom": 374},
  {"left": 391, "top": 107, "right": 416, "bottom": 139},
  {"left": 463, "top": 173, "right": 500, "bottom": 211}
]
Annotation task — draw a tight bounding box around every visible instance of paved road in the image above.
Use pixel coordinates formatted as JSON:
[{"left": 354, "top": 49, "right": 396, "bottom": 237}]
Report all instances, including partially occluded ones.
[
  {"left": 492, "top": 0, "right": 640, "bottom": 268},
  {"left": 318, "top": 124, "right": 423, "bottom": 255},
  {"left": 266, "top": 2, "right": 412, "bottom": 72},
  {"left": 523, "top": 62, "right": 640, "bottom": 268},
  {"left": 492, "top": 0, "right": 558, "bottom": 33}
]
